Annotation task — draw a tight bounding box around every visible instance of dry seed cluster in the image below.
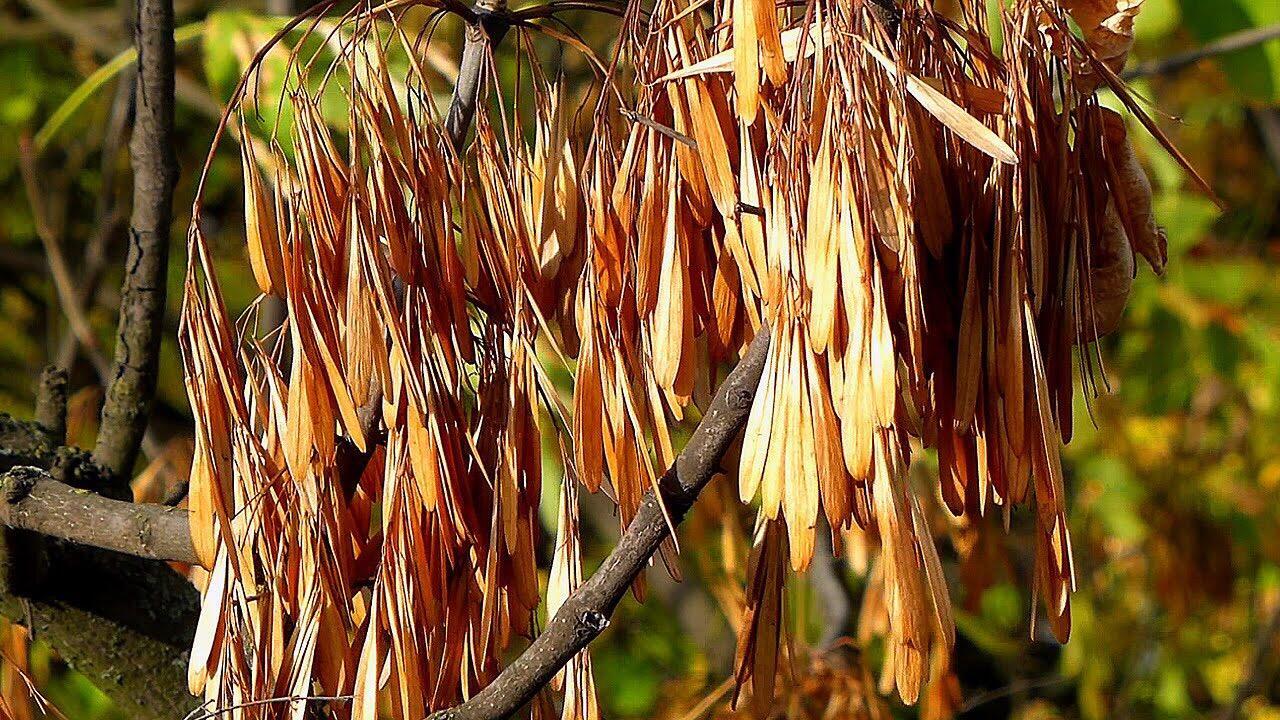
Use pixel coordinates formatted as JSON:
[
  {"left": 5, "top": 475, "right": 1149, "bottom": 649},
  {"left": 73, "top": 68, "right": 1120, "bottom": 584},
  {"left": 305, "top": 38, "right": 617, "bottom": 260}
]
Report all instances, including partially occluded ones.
[{"left": 180, "top": 0, "right": 1185, "bottom": 716}]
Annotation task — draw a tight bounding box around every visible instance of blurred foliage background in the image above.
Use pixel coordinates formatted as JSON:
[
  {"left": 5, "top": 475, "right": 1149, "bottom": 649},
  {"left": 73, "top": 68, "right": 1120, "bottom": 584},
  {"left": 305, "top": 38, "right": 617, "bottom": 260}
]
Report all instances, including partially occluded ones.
[{"left": 2, "top": 0, "right": 1280, "bottom": 718}]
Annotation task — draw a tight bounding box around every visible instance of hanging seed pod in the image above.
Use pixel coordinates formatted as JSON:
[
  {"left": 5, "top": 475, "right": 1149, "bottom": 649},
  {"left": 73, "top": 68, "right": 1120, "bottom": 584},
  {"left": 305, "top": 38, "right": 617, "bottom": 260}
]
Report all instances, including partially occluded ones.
[
  {"left": 239, "top": 124, "right": 287, "bottom": 297},
  {"left": 175, "top": 0, "right": 1190, "bottom": 716}
]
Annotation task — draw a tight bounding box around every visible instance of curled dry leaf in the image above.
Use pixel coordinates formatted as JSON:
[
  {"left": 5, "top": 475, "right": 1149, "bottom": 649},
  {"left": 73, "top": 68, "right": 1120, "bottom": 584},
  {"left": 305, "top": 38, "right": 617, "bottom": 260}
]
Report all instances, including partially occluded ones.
[
  {"left": 1054, "top": 0, "right": 1144, "bottom": 92},
  {"left": 1083, "top": 203, "right": 1137, "bottom": 339},
  {"left": 1102, "top": 107, "right": 1168, "bottom": 273}
]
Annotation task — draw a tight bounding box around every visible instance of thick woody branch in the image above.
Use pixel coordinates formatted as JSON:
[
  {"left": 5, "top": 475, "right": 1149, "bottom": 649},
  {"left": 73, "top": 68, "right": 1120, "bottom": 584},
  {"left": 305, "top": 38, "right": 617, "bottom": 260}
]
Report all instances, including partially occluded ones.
[
  {"left": 427, "top": 329, "right": 771, "bottom": 720},
  {"left": 0, "top": 467, "right": 196, "bottom": 565},
  {"left": 93, "top": 0, "right": 178, "bottom": 483},
  {"left": 0, "top": 416, "right": 197, "bottom": 720}
]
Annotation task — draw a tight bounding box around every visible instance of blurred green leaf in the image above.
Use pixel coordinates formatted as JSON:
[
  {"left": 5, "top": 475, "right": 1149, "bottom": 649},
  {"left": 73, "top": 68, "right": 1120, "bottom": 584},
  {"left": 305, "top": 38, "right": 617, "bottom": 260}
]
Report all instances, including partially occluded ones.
[
  {"left": 1153, "top": 191, "right": 1220, "bottom": 261},
  {"left": 1176, "top": 0, "right": 1280, "bottom": 101},
  {"left": 35, "top": 22, "right": 204, "bottom": 153}
]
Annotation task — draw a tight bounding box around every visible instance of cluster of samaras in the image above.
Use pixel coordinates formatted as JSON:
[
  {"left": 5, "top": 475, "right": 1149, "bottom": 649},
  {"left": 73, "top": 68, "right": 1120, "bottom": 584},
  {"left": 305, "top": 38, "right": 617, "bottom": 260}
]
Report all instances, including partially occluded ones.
[{"left": 180, "top": 0, "right": 1179, "bottom": 717}]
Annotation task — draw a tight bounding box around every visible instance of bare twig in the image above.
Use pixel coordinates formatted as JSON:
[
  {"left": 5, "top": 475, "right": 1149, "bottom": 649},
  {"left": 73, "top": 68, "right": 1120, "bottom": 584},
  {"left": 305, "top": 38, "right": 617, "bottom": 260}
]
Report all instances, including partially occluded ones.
[
  {"left": 182, "top": 694, "right": 352, "bottom": 720},
  {"left": 93, "top": 0, "right": 178, "bottom": 483},
  {"left": 1125, "top": 23, "right": 1280, "bottom": 79},
  {"left": 960, "top": 676, "right": 1069, "bottom": 715},
  {"left": 17, "top": 142, "right": 111, "bottom": 377},
  {"left": 0, "top": 468, "right": 197, "bottom": 565},
  {"left": 427, "top": 329, "right": 771, "bottom": 720},
  {"left": 445, "top": 0, "right": 511, "bottom": 152},
  {"left": 55, "top": 69, "right": 135, "bottom": 372},
  {"left": 33, "top": 367, "right": 68, "bottom": 447}
]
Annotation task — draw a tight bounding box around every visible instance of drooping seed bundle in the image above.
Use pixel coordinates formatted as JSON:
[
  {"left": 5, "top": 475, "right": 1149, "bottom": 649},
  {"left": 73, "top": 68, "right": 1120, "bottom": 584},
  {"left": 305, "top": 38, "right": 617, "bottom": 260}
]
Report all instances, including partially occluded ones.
[{"left": 179, "top": 0, "right": 1191, "bottom": 717}]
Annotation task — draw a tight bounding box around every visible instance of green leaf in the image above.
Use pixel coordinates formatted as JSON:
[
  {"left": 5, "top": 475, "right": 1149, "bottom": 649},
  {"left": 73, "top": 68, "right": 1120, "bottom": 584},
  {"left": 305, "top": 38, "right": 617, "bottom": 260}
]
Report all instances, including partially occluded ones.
[
  {"left": 202, "top": 10, "right": 266, "bottom": 102},
  {"left": 1135, "top": 0, "right": 1181, "bottom": 42},
  {"left": 34, "top": 22, "right": 204, "bottom": 153},
  {"left": 1176, "top": 0, "right": 1280, "bottom": 101}
]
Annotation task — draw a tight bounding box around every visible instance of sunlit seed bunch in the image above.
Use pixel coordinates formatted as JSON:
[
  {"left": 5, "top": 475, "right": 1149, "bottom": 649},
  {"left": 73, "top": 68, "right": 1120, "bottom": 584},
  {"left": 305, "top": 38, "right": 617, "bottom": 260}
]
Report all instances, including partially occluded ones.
[{"left": 179, "top": 0, "right": 1188, "bottom": 716}]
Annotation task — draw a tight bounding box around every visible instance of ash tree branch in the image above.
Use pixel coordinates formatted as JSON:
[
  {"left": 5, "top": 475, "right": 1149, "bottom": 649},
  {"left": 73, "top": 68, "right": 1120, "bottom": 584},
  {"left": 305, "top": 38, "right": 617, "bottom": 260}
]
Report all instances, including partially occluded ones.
[
  {"left": 93, "top": 0, "right": 178, "bottom": 484},
  {"left": 1124, "top": 23, "right": 1280, "bottom": 79},
  {"left": 427, "top": 329, "right": 772, "bottom": 720},
  {"left": 0, "top": 411, "right": 197, "bottom": 720},
  {"left": 445, "top": 0, "right": 511, "bottom": 152},
  {"left": 0, "top": 467, "right": 196, "bottom": 565}
]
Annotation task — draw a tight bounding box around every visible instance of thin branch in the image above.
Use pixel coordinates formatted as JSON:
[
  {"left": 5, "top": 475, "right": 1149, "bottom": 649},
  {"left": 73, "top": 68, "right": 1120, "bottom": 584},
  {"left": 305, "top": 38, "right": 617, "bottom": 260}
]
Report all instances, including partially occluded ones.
[
  {"left": 427, "top": 329, "right": 771, "bottom": 720},
  {"left": 445, "top": 0, "right": 511, "bottom": 152},
  {"left": 17, "top": 141, "right": 111, "bottom": 378},
  {"left": 1124, "top": 23, "right": 1280, "bottom": 79},
  {"left": 55, "top": 70, "right": 134, "bottom": 372},
  {"left": 0, "top": 468, "right": 197, "bottom": 565},
  {"left": 960, "top": 676, "right": 1069, "bottom": 715},
  {"left": 93, "top": 0, "right": 178, "bottom": 483},
  {"left": 182, "top": 694, "right": 352, "bottom": 720}
]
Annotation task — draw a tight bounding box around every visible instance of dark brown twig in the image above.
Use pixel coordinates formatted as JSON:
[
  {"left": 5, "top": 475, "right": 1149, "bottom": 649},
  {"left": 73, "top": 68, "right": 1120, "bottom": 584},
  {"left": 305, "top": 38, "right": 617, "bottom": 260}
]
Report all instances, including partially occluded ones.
[
  {"left": 93, "top": 0, "right": 178, "bottom": 483},
  {"left": 427, "top": 329, "right": 771, "bottom": 720},
  {"left": 1125, "top": 23, "right": 1280, "bottom": 79}
]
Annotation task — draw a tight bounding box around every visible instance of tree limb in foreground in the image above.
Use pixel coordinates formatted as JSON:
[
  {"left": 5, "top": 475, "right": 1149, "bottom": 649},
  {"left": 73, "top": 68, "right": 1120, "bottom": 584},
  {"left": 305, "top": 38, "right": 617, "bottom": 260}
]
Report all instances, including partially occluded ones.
[
  {"left": 1, "top": 398, "right": 197, "bottom": 720},
  {"left": 93, "top": 0, "right": 179, "bottom": 484},
  {"left": 428, "top": 328, "right": 771, "bottom": 720},
  {"left": 0, "top": 467, "right": 196, "bottom": 565}
]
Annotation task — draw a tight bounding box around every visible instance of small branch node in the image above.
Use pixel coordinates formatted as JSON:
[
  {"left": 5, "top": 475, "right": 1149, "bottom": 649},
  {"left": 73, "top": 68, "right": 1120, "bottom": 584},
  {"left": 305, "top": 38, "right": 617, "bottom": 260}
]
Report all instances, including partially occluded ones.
[{"left": 2, "top": 467, "right": 40, "bottom": 504}]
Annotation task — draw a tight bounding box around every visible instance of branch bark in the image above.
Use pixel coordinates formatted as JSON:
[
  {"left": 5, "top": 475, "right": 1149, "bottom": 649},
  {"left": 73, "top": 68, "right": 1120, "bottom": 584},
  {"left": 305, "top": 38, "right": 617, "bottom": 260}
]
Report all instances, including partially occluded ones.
[
  {"left": 0, "top": 468, "right": 196, "bottom": 565},
  {"left": 93, "top": 0, "right": 178, "bottom": 483},
  {"left": 445, "top": 0, "right": 510, "bottom": 153},
  {"left": 427, "top": 329, "right": 771, "bottom": 720},
  {"left": 0, "top": 414, "right": 197, "bottom": 720},
  {"left": 0, "top": 534, "right": 198, "bottom": 720}
]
